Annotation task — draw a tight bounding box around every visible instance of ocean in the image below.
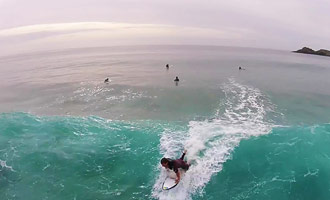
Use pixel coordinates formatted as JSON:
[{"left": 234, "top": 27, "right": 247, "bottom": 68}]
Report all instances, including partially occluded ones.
[{"left": 0, "top": 45, "right": 330, "bottom": 200}]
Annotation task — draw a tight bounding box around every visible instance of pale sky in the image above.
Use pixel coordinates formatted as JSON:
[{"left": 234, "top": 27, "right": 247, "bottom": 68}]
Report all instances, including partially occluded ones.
[{"left": 0, "top": 0, "right": 329, "bottom": 56}]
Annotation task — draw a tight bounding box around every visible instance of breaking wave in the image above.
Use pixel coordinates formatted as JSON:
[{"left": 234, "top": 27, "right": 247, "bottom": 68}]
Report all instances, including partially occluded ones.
[{"left": 152, "top": 78, "right": 279, "bottom": 200}]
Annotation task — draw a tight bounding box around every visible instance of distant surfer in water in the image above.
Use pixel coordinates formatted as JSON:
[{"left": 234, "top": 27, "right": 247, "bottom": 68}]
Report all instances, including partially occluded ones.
[
  {"left": 161, "top": 150, "right": 190, "bottom": 183},
  {"left": 174, "top": 76, "right": 180, "bottom": 86}
]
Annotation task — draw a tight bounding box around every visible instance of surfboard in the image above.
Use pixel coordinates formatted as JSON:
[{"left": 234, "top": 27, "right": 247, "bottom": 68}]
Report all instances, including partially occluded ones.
[
  {"left": 162, "top": 169, "right": 185, "bottom": 190},
  {"left": 162, "top": 177, "right": 178, "bottom": 190}
]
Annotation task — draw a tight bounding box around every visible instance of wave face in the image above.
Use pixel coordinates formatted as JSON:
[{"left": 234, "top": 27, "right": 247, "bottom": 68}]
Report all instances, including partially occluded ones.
[
  {"left": 205, "top": 124, "right": 330, "bottom": 200},
  {"left": 0, "top": 113, "right": 166, "bottom": 200}
]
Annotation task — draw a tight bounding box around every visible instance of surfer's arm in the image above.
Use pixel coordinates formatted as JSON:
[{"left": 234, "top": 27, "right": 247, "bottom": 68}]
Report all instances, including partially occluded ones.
[{"left": 175, "top": 171, "right": 181, "bottom": 183}]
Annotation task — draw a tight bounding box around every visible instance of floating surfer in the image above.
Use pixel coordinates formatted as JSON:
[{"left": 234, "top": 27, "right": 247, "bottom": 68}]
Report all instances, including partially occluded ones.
[
  {"left": 174, "top": 76, "right": 180, "bottom": 86},
  {"left": 161, "top": 150, "right": 190, "bottom": 184}
]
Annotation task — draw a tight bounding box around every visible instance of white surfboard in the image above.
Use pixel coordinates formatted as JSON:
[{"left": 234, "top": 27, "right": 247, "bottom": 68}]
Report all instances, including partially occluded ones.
[
  {"left": 162, "top": 169, "right": 185, "bottom": 190},
  {"left": 162, "top": 177, "right": 178, "bottom": 190}
]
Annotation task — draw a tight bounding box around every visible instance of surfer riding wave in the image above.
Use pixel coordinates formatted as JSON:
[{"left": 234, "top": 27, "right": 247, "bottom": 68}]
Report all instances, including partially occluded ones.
[{"left": 161, "top": 150, "right": 190, "bottom": 183}]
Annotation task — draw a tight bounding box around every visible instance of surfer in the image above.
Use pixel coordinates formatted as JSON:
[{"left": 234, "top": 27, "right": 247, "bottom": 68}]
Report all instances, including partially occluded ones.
[
  {"left": 161, "top": 150, "right": 190, "bottom": 183},
  {"left": 166, "top": 64, "right": 169, "bottom": 69},
  {"left": 174, "top": 76, "right": 179, "bottom": 82}
]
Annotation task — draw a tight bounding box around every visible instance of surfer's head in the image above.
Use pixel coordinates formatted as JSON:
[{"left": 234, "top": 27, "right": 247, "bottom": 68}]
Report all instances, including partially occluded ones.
[{"left": 161, "top": 158, "right": 169, "bottom": 168}]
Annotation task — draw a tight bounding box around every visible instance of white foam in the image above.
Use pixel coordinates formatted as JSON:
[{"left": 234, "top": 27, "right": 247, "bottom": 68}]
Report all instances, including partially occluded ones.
[
  {"left": 152, "top": 78, "right": 277, "bottom": 200},
  {"left": 0, "top": 159, "right": 15, "bottom": 172}
]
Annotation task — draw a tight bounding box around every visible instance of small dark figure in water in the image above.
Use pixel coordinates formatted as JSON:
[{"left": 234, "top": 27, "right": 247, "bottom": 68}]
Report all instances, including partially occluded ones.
[
  {"left": 174, "top": 76, "right": 179, "bottom": 82},
  {"left": 166, "top": 64, "right": 169, "bottom": 69},
  {"left": 104, "top": 78, "right": 109, "bottom": 83},
  {"left": 239, "top": 67, "right": 242, "bottom": 70}
]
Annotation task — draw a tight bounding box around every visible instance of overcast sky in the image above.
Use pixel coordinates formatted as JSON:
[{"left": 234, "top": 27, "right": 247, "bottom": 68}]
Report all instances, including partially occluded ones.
[{"left": 0, "top": 0, "right": 329, "bottom": 55}]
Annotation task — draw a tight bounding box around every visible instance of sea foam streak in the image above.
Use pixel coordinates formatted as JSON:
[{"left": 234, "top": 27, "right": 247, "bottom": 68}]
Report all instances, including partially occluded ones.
[{"left": 152, "top": 78, "right": 277, "bottom": 200}]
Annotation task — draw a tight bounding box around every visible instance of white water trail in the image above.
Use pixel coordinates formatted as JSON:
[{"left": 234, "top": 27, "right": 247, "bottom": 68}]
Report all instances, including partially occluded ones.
[{"left": 152, "top": 78, "right": 277, "bottom": 200}]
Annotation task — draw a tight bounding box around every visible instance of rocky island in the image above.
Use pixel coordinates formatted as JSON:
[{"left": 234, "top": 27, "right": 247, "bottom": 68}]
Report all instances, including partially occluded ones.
[{"left": 293, "top": 47, "right": 330, "bottom": 57}]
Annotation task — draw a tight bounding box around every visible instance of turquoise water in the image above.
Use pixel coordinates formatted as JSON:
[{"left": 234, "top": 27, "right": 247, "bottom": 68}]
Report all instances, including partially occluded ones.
[
  {"left": 0, "top": 46, "right": 330, "bottom": 199},
  {"left": 206, "top": 125, "right": 330, "bottom": 200},
  {"left": 0, "top": 113, "right": 166, "bottom": 199}
]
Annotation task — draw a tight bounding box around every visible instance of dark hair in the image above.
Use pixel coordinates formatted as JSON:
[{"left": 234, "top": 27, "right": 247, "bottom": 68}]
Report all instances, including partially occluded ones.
[{"left": 161, "top": 158, "right": 169, "bottom": 164}]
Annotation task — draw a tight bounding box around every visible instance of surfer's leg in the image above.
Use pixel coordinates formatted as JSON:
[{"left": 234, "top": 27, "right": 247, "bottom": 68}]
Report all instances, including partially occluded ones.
[
  {"left": 179, "top": 152, "right": 186, "bottom": 160},
  {"left": 180, "top": 150, "right": 188, "bottom": 160}
]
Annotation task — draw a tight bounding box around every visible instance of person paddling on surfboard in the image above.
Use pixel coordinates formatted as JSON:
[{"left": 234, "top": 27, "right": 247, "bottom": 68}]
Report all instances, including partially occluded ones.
[{"left": 161, "top": 150, "right": 190, "bottom": 184}]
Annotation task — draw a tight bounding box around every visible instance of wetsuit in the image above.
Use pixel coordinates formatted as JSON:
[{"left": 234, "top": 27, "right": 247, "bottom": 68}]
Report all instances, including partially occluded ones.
[{"left": 168, "top": 153, "right": 189, "bottom": 173}]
